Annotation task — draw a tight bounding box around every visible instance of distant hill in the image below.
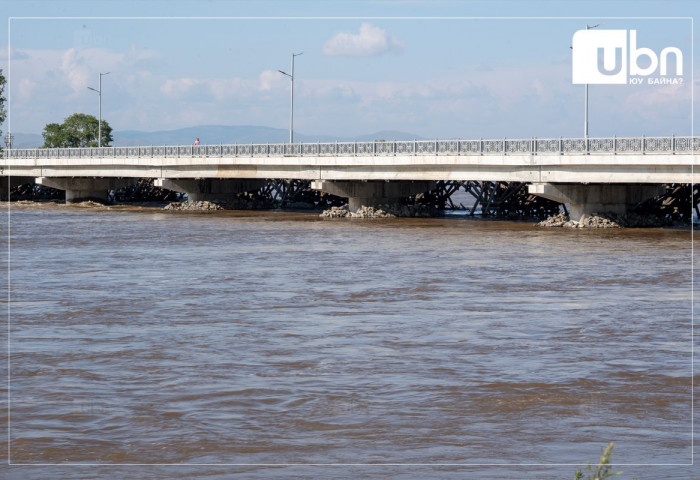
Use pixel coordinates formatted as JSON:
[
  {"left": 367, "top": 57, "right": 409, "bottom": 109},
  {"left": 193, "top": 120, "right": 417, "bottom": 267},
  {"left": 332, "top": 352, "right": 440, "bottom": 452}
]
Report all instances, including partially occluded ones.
[
  {"left": 113, "top": 125, "right": 426, "bottom": 146},
  {"left": 9, "top": 125, "right": 426, "bottom": 148},
  {"left": 114, "top": 125, "right": 294, "bottom": 146}
]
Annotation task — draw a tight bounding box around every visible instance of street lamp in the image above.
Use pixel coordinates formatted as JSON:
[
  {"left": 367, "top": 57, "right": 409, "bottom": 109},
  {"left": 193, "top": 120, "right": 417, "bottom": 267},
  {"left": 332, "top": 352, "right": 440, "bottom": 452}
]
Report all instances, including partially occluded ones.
[
  {"left": 87, "top": 71, "right": 110, "bottom": 147},
  {"left": 278, "top": 52, "right": 303, "bottom": 143},
  {"left": 583, "top": 23, "right": 600, "bottom": 139},
  {"left": 4, "top": 133, "right": 13, "bottom": 150}
]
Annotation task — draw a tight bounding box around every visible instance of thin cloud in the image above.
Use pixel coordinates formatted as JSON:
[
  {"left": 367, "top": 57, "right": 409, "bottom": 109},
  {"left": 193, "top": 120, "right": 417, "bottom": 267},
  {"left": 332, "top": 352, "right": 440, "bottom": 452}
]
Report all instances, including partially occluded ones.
[
  {"left": 60, "top": 48, "right": 92, "bottom": 93},
  {"left": 323, "top": 23, "right": 405, "bottom": 57},
  {"left": 160, "top": 77, "right": 253, "bottom": 101},
  {"left": 258, "top": 69, "right": 287, "bottom": 92},
  {"left": 12, "top": 46, "right": 160, "bottom": 95}
]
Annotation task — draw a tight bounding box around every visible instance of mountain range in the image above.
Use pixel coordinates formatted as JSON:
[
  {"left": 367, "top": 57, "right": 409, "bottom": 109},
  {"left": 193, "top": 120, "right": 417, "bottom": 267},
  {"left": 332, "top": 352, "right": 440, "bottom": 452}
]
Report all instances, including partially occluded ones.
[{"left": 10, "top": 125, "right": 426, "bottom": 148}]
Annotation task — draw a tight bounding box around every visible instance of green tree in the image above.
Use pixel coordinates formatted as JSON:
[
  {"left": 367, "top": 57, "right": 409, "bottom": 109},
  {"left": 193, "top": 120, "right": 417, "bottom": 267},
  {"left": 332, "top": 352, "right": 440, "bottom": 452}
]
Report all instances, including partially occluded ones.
[{"left": 42, "top": 113, "right": 113, "bottom": 148}]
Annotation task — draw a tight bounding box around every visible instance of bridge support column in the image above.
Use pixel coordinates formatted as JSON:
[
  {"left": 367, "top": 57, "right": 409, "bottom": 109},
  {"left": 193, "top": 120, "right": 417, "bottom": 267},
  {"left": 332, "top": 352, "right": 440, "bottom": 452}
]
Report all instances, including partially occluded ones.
[
  {"left": 310, "top": 180, "right": 436, "bottom": 212},
  {"left": 36, "top": 177, "right": 137, "bottom": 203},
  {"left": 154, "top": 178, "right": 264, "bottom": 202},
  {"left": 0, "top": 176, "right": 34, "bottom": 201},
  {"left": 528, "top": 183, "right": 663, "bottom": 221}
]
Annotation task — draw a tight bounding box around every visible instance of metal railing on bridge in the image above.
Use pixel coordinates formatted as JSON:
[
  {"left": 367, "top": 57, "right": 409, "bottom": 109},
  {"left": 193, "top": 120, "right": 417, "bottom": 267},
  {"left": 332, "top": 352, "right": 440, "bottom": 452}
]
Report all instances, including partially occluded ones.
[{"left": 5, "top": 136, "right": 698, "bottom": 159}]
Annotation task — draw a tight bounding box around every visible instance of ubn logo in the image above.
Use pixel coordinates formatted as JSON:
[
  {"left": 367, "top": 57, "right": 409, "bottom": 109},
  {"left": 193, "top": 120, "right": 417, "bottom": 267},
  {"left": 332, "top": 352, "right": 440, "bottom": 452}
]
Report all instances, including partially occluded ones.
[{"left": 572, "top": 29, "right": 683, "bottom": 84}]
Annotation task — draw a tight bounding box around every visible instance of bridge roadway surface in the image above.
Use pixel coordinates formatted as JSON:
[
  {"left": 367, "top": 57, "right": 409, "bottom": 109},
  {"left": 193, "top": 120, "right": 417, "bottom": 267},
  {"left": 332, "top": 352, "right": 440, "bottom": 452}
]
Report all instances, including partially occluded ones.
[
  {"left": 1, "top": 136, "right": 697, "bottom": 183},
  {"left": 2, "top": 136, "right": 698, "bottom": 219}
]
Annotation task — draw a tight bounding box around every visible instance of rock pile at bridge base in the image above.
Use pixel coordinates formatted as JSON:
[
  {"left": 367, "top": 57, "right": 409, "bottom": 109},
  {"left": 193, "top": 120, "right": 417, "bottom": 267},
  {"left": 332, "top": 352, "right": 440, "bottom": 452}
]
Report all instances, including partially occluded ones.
[
  {"left": 164, "top": 196, "right": 275, "bottom": 211},
  {"left": 537, "top": 212, "right": 671, "bottom": 228},
  {"left": 320, "top": 204, "right": 437, "bottom": 218},
  {"left": 164, "top": 201, "right": 223, "bottom": 211}
]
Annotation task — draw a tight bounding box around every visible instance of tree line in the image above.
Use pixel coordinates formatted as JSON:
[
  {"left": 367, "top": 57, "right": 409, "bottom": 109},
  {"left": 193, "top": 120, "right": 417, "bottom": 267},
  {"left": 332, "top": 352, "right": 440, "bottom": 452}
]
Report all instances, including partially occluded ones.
[{"left": 42, "top": 113, "right": 113, "bottom": 148}]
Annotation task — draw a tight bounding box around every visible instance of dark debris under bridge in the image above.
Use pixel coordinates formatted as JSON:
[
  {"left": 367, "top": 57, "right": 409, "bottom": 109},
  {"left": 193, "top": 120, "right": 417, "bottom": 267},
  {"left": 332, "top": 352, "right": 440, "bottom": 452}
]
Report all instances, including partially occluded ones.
[{"left": 7, "top": 179, "right": 699, "bottom": 223}]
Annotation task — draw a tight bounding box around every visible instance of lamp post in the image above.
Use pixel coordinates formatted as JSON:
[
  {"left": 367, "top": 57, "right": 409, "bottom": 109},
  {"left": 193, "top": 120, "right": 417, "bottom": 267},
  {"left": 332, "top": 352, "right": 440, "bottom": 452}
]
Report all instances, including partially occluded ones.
[
  {"left": 87, "top": 71, "right": 110, "bottom": 147},
  {"left": 4, "top": 133, "right": 12, "bottom": 150},
  {"left": 278, "top": 52, "right": 303, "bottom": 143},
  {"left": 583, "top": 24, "right": 600, "bottom": 139}
]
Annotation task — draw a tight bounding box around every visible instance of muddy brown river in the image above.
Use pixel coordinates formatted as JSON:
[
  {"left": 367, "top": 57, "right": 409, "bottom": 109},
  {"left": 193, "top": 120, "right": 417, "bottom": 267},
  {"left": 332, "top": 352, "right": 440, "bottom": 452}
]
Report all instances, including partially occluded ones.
[{"left": 1, "top": 202, "right": 697, "bottom": 479}]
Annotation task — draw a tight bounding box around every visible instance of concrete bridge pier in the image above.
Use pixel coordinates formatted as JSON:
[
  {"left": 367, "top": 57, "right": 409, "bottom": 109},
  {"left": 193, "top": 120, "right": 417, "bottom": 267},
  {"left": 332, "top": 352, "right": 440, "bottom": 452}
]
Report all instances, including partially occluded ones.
[
  {"left": 311, "top": 180, "right": 436, "bottom": 212},
  {"left": 36, "top": 177, "right": 138, "bottom": 203},
  {"left": 0, "top": 176, "right": 34, "bottom": 200},
  {"left": 529, "top": 183, "right": 664, "bottom": 221},
  {"left": 154, "top": 178, "right": 264, "bottom": 202}
]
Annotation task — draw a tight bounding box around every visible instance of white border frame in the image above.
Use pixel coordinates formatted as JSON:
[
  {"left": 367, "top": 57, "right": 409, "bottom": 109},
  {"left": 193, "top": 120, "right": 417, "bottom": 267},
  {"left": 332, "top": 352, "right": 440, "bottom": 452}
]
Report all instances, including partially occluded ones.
[{"left": 4, "top": 15, "right": 695, "bottom": 468}]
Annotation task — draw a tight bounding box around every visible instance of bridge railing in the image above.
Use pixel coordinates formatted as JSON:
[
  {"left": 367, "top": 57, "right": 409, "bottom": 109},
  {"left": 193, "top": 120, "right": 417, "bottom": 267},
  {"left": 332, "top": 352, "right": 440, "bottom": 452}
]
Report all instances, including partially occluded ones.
[{"left": 5, "top": 136, "right": 698, "bottom": 159}]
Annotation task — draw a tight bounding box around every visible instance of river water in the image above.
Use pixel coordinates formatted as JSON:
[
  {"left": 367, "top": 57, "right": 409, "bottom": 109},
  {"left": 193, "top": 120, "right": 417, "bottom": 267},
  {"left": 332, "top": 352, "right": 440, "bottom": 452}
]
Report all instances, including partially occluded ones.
[{"left": 1, "top": 202, "right": 697, "bottom": 479}]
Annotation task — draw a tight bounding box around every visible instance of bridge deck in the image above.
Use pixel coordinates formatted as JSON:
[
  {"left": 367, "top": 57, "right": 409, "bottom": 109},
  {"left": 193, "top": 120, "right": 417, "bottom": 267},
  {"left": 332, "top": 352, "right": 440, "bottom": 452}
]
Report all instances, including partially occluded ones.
[{"left": 3, "top": 137, "right": 698, "bottom": 184}]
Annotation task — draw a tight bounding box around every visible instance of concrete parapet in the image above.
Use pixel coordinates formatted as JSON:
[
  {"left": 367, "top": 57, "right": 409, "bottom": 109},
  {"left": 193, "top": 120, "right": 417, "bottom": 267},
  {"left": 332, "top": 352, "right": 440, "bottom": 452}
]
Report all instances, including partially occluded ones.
[
  {"left": 154, "top": 178, "right": 264, "bottom": 202},
  {"left": 529, "top": 183, "right": 664, "bottom": 222},
  {"left": 311, "top": 180, "right": 436, "bottom": 212},
  {"left": 36, "top": 177, "right": 137, "bottom": 203}
]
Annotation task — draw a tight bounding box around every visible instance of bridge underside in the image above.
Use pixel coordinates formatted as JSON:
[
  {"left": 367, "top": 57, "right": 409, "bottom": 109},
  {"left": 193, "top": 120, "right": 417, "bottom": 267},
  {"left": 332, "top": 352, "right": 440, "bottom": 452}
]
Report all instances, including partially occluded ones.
[
  {"left": 36, "top": 177, "right": 139, "bottom": 203},
  {"left": 528, "top": 183, "right": 664, "bottom": 221},
  {"left": 1, "top": 176, "right": 34, "bottom": 201},
  {"left": 310, "top": 180, "right": 436, "bottom": 211},
  {"left": 8, "top": 176, "right": 679, "bottom": 221},
  {"left": 154, "top": 178, "right": 265, "bottom": 202}
]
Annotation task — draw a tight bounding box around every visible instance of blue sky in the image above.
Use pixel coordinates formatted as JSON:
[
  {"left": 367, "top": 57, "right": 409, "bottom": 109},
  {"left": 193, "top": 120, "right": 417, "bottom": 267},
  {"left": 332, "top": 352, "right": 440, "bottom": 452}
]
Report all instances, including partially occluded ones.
[{"left": 0, "top": 0, "right": 697, "bottom": 140}]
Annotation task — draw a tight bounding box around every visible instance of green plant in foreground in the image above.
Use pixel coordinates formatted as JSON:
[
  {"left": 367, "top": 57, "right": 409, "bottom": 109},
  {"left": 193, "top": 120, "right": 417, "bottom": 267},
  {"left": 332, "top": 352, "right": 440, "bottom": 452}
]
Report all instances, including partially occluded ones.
[
  {"left": 575, "top": 443, "right": 623, "bottom": 480},
  {"left": 574, "top": 442, "right": 699, "bottom": 480}
]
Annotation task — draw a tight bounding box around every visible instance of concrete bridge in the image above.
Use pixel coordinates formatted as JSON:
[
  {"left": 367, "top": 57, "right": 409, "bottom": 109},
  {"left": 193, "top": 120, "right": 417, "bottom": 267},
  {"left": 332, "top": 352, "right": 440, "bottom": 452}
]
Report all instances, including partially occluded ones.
[{"left": 2, "top": 136, "right": 697, "bottom": 220}]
